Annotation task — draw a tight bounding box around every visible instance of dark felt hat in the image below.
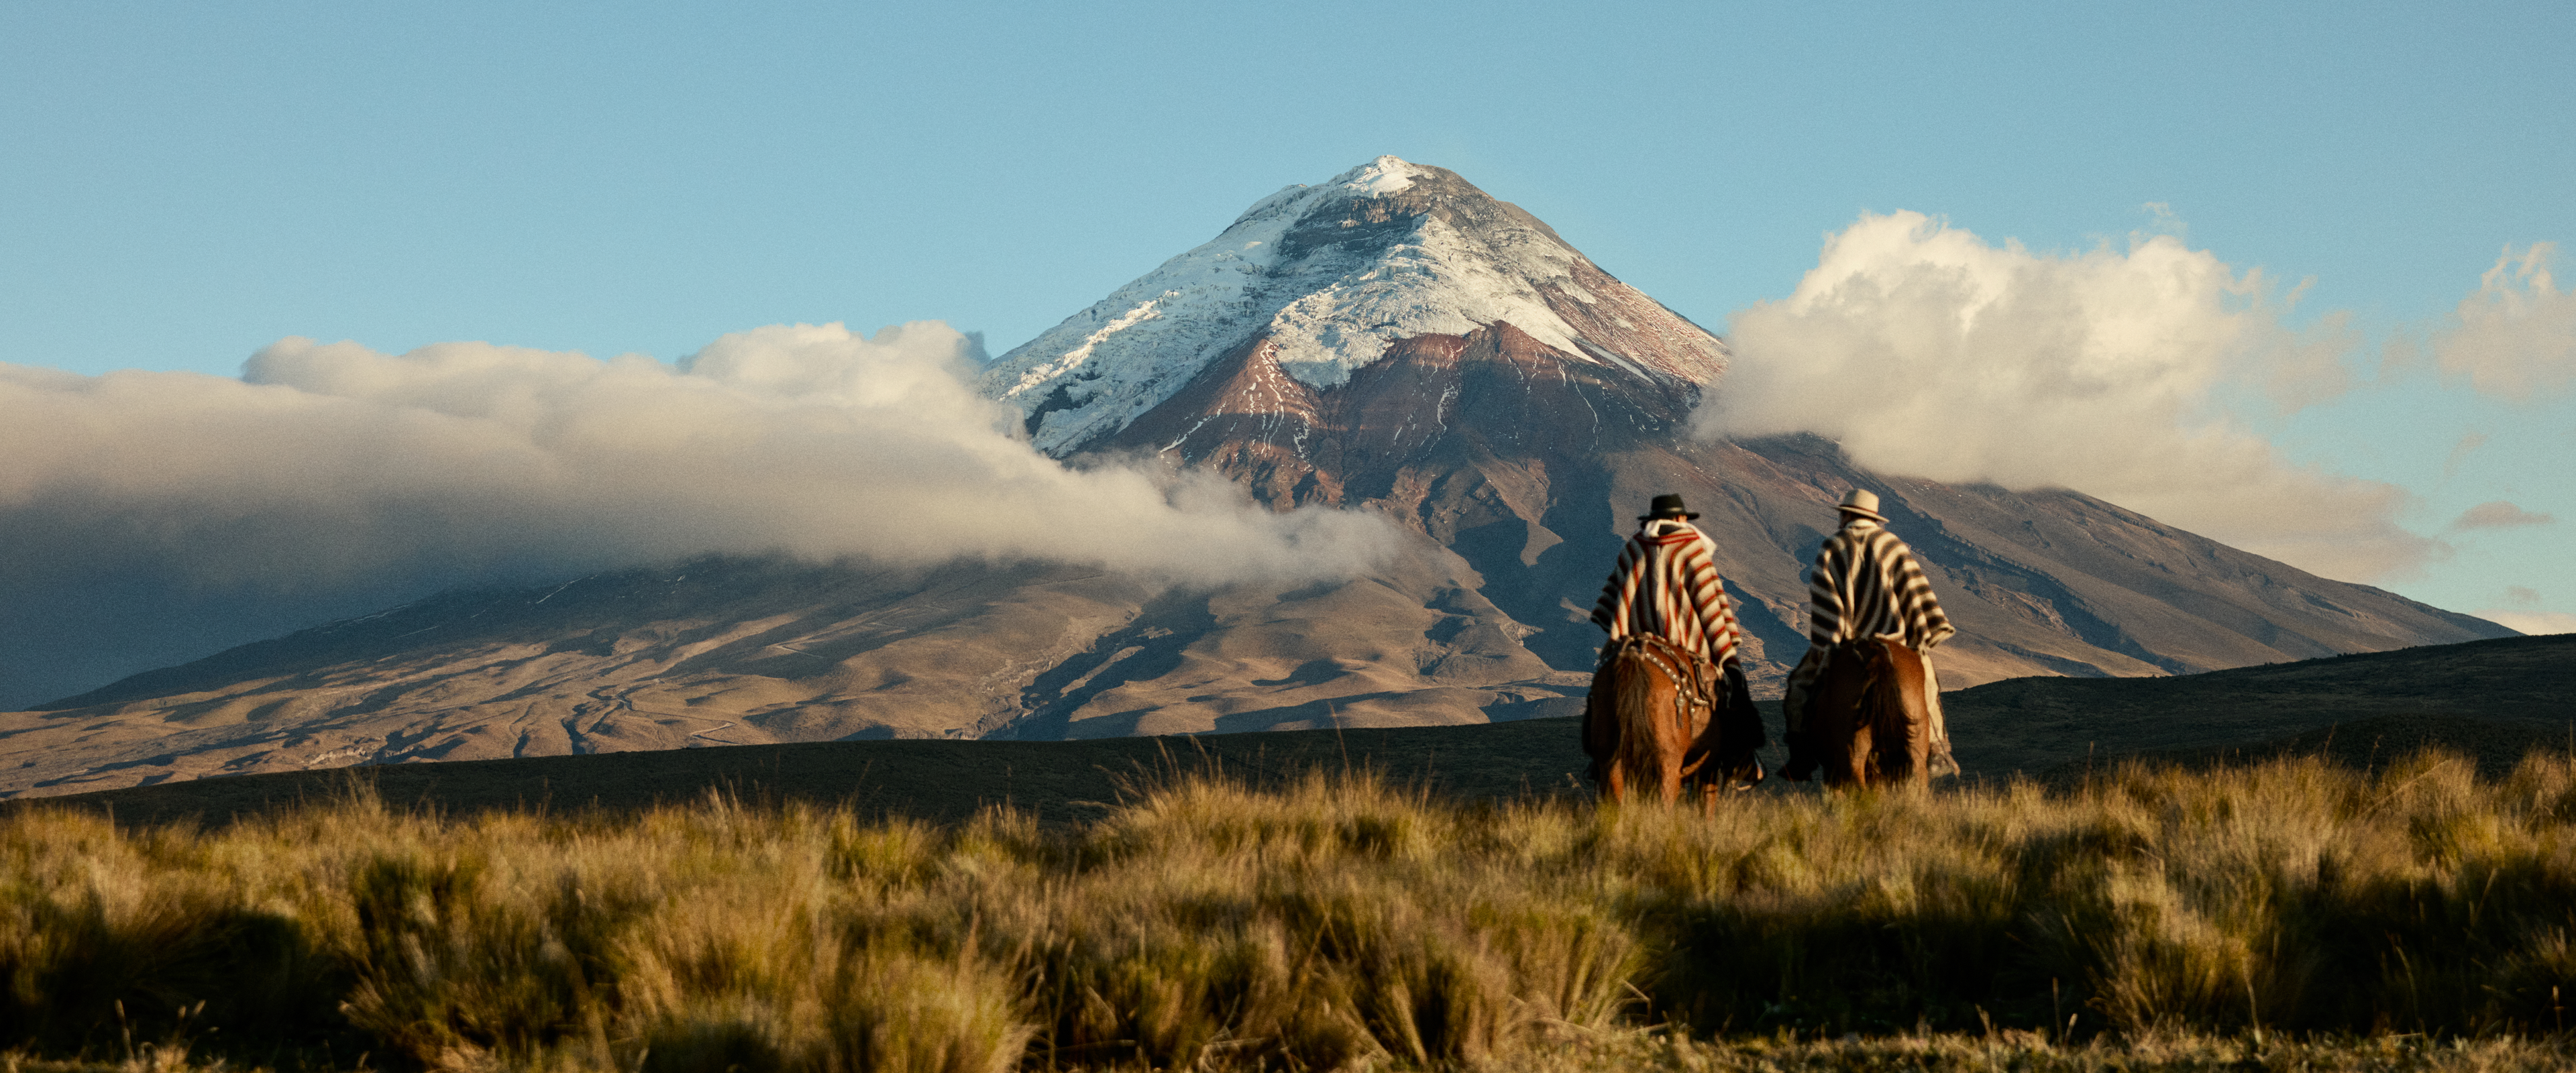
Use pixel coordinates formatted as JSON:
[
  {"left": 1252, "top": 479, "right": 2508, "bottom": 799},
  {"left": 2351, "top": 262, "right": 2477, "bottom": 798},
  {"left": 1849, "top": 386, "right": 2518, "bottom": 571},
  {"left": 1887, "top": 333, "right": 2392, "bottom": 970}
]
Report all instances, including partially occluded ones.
[{"left": 1638, "top": 493, "right": 1699, "bottom": 521}]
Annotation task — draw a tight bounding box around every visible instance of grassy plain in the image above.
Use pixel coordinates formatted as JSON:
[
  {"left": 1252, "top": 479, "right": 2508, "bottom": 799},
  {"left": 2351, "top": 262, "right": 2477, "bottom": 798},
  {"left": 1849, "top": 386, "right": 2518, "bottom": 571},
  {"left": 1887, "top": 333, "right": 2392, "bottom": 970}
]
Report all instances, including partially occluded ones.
[
  {"left": 27, "top": 633, "right": 2574, "bottom": 831},
  {"left": 8, "top": 746, "right": 2576, "bottom": 1072}
]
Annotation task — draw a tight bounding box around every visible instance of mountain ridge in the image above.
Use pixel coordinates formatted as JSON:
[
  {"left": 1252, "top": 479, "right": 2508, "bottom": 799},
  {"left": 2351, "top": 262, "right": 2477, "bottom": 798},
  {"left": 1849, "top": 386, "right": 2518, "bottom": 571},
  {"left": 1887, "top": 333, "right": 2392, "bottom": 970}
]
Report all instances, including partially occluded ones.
[{"left": 985, "top": 157, "right": 1728, "bottom": 455}]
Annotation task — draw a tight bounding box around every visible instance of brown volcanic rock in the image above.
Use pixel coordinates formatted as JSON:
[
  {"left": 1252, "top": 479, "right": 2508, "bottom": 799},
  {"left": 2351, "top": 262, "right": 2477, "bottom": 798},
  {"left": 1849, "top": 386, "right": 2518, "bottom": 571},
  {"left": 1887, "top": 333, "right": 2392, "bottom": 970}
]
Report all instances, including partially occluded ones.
[{"left": 1112, "top": 320, "right": 1696, "bottom": 505}]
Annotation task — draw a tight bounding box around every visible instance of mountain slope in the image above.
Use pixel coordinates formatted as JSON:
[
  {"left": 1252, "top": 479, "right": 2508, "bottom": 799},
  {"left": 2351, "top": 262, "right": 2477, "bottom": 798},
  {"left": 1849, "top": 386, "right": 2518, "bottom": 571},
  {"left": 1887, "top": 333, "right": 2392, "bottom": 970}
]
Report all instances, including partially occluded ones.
[
  {"left": 0, "top": 156, "right": 2511, "bottom": 799},
  {"left": 987, "top": 158, "right": 2506, "bottom": 691},
  {"left": 3, "top": 540, "right": 1593, "bottom": 797}
]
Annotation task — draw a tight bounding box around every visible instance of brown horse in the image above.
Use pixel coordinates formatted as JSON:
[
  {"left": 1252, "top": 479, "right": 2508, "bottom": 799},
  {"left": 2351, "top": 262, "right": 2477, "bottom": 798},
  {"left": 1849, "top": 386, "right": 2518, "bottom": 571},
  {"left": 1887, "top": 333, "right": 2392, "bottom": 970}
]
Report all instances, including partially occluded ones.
[
  {"left": 1806, "top": 638, "right": 1932, "bottom": 789},
  {"left": 1582, "top": 634, "right": 1764, "bottom": 807}
]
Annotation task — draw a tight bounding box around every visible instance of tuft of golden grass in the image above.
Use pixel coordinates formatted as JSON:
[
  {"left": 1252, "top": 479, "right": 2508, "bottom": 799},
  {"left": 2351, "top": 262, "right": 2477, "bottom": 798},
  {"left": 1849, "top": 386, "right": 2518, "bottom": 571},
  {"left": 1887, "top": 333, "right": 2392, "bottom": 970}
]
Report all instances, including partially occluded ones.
[{"left": 3, "top": 750, "right": 2576, "bottom": 1070}]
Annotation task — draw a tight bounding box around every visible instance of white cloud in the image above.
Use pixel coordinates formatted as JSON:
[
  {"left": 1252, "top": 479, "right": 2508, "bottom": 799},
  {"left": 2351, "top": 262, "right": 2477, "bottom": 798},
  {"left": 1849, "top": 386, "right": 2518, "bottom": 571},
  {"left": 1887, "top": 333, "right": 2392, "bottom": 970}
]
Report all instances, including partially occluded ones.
[
  {"left": 1693, "top": 211, "right": 2434, "bottom": 583},
  {"left": 0, "top": 322, "right": 1398, "bottom": 596},
  {"left": 2442, "top": 431, "right": 2489, "bottom": 478},
  {"left": 2479, "top": 584, "right": 2571, "bottom": 634},
  {"left": 2475, "top": 610, "right": 2576, "bottom": 636},
  {"left": 2436, "top": 243, "right": 2576, "bottom": 400},
  {"left": 2447, "top": 500, "right": 2556, "bottom": 531}
]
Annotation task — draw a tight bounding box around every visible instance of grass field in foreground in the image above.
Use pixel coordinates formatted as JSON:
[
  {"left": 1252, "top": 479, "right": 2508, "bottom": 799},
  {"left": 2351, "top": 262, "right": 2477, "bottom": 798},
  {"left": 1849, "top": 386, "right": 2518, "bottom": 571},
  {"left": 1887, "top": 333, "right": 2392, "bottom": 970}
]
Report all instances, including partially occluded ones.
[
  {"left": 6, "top": 748, "right": 2576, "bottom": 1072},
  {"left": 10, "top": 1029, "right": 2576, "bottom": 1072}
]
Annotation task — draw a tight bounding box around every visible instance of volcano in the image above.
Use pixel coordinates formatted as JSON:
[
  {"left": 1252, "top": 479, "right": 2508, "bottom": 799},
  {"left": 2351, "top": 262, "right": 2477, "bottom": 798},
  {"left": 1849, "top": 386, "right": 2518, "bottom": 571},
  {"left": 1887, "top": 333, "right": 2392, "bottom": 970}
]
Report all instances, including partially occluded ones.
[
  {"left": 983, "top": 157, "right": 2504, "bottom": 690},
  {"left": 0, "top": 158, "right": 2510, "bottom": 798}
]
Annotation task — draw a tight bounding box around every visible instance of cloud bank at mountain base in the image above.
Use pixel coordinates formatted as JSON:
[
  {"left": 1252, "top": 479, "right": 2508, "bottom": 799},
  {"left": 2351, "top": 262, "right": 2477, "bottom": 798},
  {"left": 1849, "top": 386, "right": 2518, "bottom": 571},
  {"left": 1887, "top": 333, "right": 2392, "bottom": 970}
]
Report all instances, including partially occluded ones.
[
  {"left": 0, "top": 323, "right": 1398, "bottom": 705},
  {"left": 3, "top": 323, "right": 1397, "bottom": 591}
]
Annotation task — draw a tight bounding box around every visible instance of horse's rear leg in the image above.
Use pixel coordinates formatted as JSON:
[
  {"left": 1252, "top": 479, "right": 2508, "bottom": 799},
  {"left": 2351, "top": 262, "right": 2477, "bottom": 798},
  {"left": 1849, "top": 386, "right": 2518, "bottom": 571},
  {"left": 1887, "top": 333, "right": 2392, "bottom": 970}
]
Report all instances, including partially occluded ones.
[{"left": 1832, "top": 721, "right": 1873, "bottom": 787}]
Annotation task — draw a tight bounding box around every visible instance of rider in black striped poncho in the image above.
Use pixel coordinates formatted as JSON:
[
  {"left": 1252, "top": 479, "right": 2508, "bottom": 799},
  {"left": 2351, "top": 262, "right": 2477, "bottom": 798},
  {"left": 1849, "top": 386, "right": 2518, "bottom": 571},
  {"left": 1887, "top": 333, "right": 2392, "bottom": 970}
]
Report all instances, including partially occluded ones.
[{"left": 1782, "top": 488, "right": 1960, "bottom": 779}]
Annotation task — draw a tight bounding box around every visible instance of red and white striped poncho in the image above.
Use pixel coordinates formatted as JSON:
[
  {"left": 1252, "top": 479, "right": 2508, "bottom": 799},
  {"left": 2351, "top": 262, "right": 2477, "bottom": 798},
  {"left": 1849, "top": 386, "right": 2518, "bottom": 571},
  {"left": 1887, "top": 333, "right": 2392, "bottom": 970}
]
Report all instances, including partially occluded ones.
[{"left": 1591, "top": 521, "right": 1743, "bottom": 669}]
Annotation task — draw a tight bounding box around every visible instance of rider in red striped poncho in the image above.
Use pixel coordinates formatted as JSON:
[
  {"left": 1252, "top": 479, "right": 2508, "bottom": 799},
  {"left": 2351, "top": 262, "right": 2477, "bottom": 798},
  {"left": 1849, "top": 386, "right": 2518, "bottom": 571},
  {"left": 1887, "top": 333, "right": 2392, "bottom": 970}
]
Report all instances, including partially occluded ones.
[
  {"left": 1585, "top": 494, "right": 1766, "bottom": 789},
  {"left": 1591, "top": 494, "right": 1743, "bottom": 672}
]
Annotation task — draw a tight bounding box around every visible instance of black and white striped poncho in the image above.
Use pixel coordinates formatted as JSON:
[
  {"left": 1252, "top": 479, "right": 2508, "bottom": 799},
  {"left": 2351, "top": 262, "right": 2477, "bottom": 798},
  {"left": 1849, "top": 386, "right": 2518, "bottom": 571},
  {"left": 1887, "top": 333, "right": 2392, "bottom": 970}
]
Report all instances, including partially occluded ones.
[{"left": 1807, "top": 518, "right": 1954, "bottom": 652}]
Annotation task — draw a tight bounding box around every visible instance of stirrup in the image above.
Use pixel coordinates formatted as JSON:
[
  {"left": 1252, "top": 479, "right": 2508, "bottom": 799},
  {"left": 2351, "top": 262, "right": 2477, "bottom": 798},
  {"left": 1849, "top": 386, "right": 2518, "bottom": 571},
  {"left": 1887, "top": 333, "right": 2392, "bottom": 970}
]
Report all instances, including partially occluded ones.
[{"left": 1727, "top": 759, "right": 1765, "bottom": 792}]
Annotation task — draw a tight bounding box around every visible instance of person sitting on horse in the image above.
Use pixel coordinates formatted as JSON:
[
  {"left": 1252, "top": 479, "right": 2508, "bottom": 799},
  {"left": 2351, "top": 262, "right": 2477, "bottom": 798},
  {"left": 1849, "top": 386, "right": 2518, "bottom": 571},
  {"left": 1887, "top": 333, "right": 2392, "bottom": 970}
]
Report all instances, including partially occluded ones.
[
  {"left": 1593, "top": 494, "right": 1743, "bottom": 673},
  {"left": 1780, "top": 488, "right": 1959, "bottom": 781},
  {"left": 1587, "top": 493, "right": 1764, "bottom": 787}
]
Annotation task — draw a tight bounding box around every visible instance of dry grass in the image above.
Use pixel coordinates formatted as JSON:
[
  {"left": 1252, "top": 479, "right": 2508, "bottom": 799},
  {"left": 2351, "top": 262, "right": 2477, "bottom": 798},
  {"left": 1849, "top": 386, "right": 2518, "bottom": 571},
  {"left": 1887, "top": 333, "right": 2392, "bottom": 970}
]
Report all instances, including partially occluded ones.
[
  {"left": 1518, "top": 1027, "right": 2576, "bottom": 1071},
  {"left": 5, "top": 748, "right": 2576, "bottom": 1070}
]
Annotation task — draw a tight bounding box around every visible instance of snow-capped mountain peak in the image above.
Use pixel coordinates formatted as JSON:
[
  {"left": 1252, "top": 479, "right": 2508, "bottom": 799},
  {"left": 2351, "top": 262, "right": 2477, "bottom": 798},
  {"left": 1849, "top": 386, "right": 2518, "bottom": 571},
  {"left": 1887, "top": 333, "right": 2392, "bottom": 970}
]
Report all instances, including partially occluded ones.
[{"left": 981, "top": 158, "right": 1729, "bottom": 456}]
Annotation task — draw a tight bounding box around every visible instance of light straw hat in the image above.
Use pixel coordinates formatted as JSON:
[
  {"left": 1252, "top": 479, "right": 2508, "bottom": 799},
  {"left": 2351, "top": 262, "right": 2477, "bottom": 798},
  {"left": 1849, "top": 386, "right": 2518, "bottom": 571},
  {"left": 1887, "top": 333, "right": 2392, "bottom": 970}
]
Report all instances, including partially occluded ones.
[{"left": 1836, "top": 489, "right": 1886, "bottom": 522}]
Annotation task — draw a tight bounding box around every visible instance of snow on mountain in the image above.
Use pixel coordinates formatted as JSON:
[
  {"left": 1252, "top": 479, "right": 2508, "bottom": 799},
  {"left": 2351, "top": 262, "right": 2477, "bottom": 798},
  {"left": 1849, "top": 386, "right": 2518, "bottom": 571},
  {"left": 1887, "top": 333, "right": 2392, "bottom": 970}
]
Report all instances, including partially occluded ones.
[{"left": 981, "top": 156, "right": 1723, "bottom": 456}]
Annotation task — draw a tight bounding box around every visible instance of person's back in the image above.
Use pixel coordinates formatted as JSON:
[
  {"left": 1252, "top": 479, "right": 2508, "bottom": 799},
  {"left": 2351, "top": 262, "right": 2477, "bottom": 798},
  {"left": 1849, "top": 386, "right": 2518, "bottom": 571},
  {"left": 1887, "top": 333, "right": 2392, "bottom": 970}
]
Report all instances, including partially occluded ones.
[{"left": 1591, "top": 494, "right": 1742, "bottom": 671}]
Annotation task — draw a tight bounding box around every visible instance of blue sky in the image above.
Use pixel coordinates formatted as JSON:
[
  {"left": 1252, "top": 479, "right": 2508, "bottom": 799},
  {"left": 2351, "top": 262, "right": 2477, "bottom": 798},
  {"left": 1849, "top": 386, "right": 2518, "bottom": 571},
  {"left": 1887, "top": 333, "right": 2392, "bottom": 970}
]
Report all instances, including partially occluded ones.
[{"left": 4, "top": 1, "right": 2571, "bottom": 645}]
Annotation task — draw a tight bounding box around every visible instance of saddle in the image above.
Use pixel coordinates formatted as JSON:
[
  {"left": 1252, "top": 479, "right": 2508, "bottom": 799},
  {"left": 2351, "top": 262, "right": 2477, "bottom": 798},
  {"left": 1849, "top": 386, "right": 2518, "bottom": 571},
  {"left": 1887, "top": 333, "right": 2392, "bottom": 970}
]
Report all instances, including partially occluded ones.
[
  {"left": 1601, "top": 634, "right": 1719, "bottom": 719},
  {"left": 1585, "top": 635, "right": 1766, "bottom": 789}
]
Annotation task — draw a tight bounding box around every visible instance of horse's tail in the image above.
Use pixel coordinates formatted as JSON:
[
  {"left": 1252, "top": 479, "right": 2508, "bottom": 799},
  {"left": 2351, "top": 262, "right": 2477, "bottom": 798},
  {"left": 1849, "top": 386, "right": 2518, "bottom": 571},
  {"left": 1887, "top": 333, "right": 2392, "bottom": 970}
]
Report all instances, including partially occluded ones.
[
  {"left": 1858, "top": 640, "right": 1923, "bottom": 783},
  {"left": 1610, "top": 642, "right": 1668, "bottom": 777},
  {"left": 1582, "top": 646, "right": 1623, "bottom": 782}
]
